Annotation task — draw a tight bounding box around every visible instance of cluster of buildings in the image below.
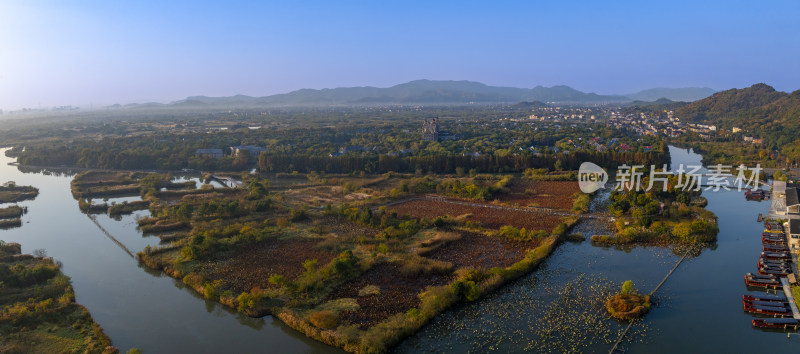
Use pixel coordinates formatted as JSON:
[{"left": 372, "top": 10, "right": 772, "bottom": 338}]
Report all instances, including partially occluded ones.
[
  {"left": 607, "top": 111, "right": 689, "bottom": 137},
  {"left": 608, "top": 110, "right": 763, "bottom": 145},
  {"left": 769, "top": 181, "right": 800, "bottom": 245}
]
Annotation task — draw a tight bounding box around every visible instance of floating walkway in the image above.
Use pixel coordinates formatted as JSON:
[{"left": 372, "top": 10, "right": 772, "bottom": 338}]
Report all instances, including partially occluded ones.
[
  {"left": 609, "top": 251, "right": 689, "bottom": 353},
  {"left": 87, "top": 214, "right": 134, "bottom": 259}
]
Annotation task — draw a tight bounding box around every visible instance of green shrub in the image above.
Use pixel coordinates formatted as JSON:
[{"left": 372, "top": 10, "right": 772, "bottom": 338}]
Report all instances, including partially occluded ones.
[{"left": 308, "top": 310, "right": 339, "bottom": 329}]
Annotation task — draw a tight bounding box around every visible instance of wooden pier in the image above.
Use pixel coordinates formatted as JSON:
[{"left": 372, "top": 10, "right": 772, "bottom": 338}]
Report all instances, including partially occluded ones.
[{"left": 780, "top": 277, "right": 800, "bottom": 320}]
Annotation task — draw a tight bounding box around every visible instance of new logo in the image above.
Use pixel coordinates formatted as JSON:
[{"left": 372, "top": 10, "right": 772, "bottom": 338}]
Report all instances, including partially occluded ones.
[{"left": 578, "top": 162, "right": 607, "bottom": 193}]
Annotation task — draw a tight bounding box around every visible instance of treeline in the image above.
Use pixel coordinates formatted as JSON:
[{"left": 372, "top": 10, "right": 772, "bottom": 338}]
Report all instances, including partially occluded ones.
[{"left": 257, "top": 150, "right": 668, "bottom": 174}]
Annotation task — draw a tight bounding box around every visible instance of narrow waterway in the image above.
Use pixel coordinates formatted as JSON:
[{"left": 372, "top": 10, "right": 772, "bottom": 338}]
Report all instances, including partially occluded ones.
[{"left": 0, "top": 148, "right": 337, "bottom": 353}]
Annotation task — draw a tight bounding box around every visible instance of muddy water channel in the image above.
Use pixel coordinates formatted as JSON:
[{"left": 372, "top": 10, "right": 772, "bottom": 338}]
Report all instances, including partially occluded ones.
[{"left": 398, "top": 146, "right": 800, "bottom": 353}]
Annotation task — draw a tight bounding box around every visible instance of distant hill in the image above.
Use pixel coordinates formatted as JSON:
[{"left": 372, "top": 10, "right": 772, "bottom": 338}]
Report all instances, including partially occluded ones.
[
  {"left": 627, "top": 87, "right": 715, "bottom": 102},
  {"left": 109, "top": 81, "right": 736, "bottom": 108},
  {"left": 512, "top": 101, "right": 550, "bottom": 109},
  {"left": 676, "top": 83, "right": 800, "bottom": 148},
  {"left": 167, "top": 80, "right": 630, "bottom": 107}
]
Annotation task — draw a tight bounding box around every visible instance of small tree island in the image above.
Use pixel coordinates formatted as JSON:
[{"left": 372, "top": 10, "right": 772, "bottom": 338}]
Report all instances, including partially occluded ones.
[{"left": 606, "top": 280, "right": 650, "bottom": 320}]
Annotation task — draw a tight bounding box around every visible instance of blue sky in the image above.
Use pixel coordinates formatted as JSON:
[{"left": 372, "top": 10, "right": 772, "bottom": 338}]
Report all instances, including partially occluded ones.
[{"left": 1, "top": 0, "right": 798, "bottom": 109}]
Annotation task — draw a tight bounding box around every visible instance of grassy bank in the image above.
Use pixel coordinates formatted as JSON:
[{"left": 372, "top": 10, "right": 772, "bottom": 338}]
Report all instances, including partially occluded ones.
[
  {"left": 0, "top": 205, "right": 25, "bottom": 219},
  {"left": 276, "top": 233, "right": 564, "bottom": 353},
  {"left": 0, "top": 241, "right": 118, "bottom": 353},
  {"left": 0, "top": 218, "right": 22, "bottom": 229},
  {"left": 0, "top": 182, "right": 39, "bottom": 203}
]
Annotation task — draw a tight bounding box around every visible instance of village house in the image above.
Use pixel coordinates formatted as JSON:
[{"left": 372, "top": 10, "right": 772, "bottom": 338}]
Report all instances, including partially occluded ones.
[
  {"left": 230, "top": 145, "right": 267, "bottom": 157},
  {"left": 195, "top": 148, "right": 224, "bottom": 159}
]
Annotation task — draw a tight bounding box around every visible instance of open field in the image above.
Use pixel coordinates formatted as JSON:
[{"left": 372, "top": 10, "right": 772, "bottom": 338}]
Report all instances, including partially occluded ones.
[
  {"left": 494, "top": 180, "right": 580, "bottom": 209},
  {"left": 202, "top": 238, "right": 336, "bottom": 293},
  {"left": 325, "top": 262, "right": 452, "bottom": 328},
  {"left": 388, "top": 199, "right": 567, "bottom": 230},
  {"left": 419, "top": 231, "right": 539, "bottom": 270}
]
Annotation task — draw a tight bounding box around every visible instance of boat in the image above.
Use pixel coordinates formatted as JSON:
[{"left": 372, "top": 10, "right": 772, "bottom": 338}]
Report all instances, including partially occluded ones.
[
  {"left": 763, "top": 244, "right": 789, "bottom": 252},
  {"left": 765, "top": 221, "right": 783, "bottom": 230},
  {"left": 752, "top": 318, "right": 800, "bottom": 329},
  {"left": 746, "top": 272, "right": 777, "bottom": 279},
  {"left": 745, "top": 299, "right": 790, "bottom": 307},
  {"left": 745, "top": 275, "right": 782, "bottom": 289},
  {"left": 763, "top": 239, "right": 787, "bottom": 246},
  {"left": 759, "top": 259, "right": 791, "bottom": 267},
  {"left": 758, "top": 264, "right": 792, "bottom": 272},
  {"left": 743, "top": 303, "right": 791, "bottom": 316},
  {"left": 743, "top": 293, "right": 788, "bottom": 302},
  {"left": 746, "top": 189, "right": 767, "bottom": 200},
  {"left": 761, "top": 252, "right": 791, "bottom": 260},
  {"left": 758, "top": 267, "right": 792, "bottom": 276},
  {"left": 762, "top": 234, "right": 786, "bottom": 241}
]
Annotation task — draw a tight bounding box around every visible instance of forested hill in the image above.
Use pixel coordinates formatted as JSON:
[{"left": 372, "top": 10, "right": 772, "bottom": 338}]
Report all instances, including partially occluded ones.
[{"left": 676, "top": 83, "right": 800, "bottom": 147}]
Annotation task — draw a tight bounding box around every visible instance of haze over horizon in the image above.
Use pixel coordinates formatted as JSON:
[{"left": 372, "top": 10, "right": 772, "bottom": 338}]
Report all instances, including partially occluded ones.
[{"left": 1, "top": 0, "right": 798, "bottom": 110}]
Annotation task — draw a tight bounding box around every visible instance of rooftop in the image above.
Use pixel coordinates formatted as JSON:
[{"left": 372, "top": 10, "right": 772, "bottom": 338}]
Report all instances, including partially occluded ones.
[
  {"left": 791, "top": 219, "right": 800, "bottom": 235},
  {"left": 774, "top": 180, "right": 786, "bottom": 194},
  {"left": 787, "top": 187, "right": 799, "bottom": 207}
]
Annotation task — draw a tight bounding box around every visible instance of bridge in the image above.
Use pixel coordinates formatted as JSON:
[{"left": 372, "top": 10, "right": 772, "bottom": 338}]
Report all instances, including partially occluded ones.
[{"left": 209, "top": 175, "right": 243, "bottom": 188}]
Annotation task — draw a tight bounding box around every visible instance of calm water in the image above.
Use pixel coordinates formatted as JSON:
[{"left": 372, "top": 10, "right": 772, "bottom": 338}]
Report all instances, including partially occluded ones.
[
  {"left": 2, "top": 146, "right": 797, "bottom": 353},
  {"left": 0, "top": 148, "right": 337, "bottom": 353},
  {"left": 397, "top": 146, "right": 799, "bottom": 353}
]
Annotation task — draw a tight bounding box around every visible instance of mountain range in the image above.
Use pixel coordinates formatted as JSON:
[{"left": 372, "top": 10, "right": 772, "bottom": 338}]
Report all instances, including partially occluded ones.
[{"left": 115, "top": 80, "right": 717, "bottom": 108}]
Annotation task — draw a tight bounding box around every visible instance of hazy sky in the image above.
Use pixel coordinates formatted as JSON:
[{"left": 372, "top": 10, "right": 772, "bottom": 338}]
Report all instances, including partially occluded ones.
[{"left": 1, "top": 1, "right": 798, "bottom": 109}]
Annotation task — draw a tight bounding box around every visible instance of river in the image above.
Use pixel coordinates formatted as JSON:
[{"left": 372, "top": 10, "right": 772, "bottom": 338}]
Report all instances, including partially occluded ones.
[
  {"left": 1, "top": 146, "right": 798, "bottom": 353},
  {"left": 0, "top": 148, "right": 336, "bottom": 353}
]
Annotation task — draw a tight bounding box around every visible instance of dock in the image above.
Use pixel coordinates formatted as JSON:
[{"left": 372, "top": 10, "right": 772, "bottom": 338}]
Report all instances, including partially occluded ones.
[{"left": 781, "top": 277, "right": 800, "bottom": 320}]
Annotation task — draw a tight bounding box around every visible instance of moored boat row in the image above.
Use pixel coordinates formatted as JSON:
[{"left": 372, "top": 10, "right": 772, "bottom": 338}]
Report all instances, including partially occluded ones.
[{"left": 745, "top": 220, "right": 798, "bottom": 330}]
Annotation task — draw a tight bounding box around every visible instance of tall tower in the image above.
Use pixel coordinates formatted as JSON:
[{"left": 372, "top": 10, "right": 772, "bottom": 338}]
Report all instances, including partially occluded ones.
[{"left": 422, "top": 118, "right": 439, "bottom": 141}]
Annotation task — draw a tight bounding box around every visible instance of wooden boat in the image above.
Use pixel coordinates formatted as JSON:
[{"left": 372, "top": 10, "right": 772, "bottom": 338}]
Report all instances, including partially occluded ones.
[
  {"left": 763, "top": 239, "right": 787, "bottom": 246},
  {"left": 758, "top": 267, "right": 792, "bottom": 276},
  {"left": 759, "top": 258, "right": 791, "bottom": 267},
  {"left": 759, "top": 264, "right": 792, "bottom": 271},
  {"left": 763, "top": 244, "right": 789, "bottom": 252},
  {"left": 743, "top": 303, "right": 791, "bottom": 316},
  {"left": 745, "top": 189, "right": 766, "bottom": 200},
  {"left": 743, "top": 293, "right": 788, "bottom": 302},
  {"left": 765, "top": 222, "right": 783, "bottom": 231},
  {"left": 761, "top": 252, "right": 791, "bottom": 260},
  {"left": 746, "top": 272, "right": 778, "bottom": 280},
  {"left": 745, "top": 275, "right": 782, "bottom": 289},
  {"left": 745, "top": 299, "right": 790, "bottom": 307},
  {"left": 752, "top": 318, "right": 800, "bottom": 329}
]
